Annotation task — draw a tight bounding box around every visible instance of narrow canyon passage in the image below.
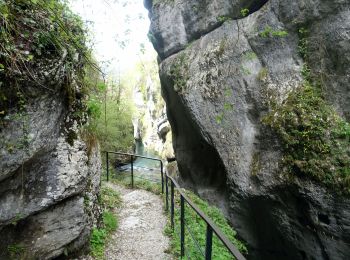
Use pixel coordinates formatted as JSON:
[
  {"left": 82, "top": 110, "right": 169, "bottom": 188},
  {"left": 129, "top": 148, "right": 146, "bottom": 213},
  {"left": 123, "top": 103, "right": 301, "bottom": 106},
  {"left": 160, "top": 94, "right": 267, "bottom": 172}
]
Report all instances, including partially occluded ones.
[
  {"left": 102, "top": 183, "right": 171, "bottom": 260},
  {"left": 1, "top": 0, "right": 349, "bottom": 259}
]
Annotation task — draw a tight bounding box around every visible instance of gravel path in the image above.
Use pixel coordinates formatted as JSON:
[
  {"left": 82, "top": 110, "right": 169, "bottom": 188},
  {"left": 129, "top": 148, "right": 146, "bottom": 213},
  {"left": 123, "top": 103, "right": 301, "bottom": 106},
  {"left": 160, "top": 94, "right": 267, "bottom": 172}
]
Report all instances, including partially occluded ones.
[{"left": 103, "top": 183, "right": 171, "bottom": 260}]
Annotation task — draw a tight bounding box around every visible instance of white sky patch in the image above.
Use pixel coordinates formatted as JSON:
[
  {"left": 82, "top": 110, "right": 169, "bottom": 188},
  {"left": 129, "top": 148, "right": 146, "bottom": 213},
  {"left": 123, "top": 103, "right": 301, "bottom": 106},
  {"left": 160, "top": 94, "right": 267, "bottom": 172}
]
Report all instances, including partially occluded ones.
[{"left": 69, "top": 0, "right": 156, "bottom": 78}]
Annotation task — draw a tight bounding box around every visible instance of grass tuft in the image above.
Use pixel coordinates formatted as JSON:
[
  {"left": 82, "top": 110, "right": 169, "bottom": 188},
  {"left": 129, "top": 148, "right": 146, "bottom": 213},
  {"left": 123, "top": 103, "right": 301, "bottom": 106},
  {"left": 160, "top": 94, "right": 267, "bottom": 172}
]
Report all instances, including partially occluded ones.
[{"left": 90, "top": 186, "right": 121, "bottom": 259}]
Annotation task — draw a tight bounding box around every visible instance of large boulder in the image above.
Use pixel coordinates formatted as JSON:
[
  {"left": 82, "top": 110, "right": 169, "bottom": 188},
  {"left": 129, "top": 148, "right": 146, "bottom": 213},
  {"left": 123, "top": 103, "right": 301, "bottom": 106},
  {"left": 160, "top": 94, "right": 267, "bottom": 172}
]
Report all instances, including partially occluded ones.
[{"left": 147, "top": 0, "right": 350, "bottom": 259}]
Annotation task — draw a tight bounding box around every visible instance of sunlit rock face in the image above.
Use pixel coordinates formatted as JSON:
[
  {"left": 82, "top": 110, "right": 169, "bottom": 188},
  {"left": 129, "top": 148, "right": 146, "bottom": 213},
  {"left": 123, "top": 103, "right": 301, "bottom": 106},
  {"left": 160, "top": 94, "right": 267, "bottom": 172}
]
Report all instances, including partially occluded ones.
[
  {"left": 146, "top": 0, "right": 350, "bottom": 259},
  {"left": 133, "top": 66, "right": 174, "bottom": 160}
]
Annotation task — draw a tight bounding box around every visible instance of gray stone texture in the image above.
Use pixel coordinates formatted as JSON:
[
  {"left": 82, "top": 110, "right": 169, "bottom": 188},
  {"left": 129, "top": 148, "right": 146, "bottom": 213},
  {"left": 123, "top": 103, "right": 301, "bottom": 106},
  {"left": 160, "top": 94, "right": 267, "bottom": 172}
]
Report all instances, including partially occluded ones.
[
  {"left": 0, "top": 94, "right": 102, "bottom": 258},
  {"left": 146, "top": 0, "right": 350, "bottom": 259}
]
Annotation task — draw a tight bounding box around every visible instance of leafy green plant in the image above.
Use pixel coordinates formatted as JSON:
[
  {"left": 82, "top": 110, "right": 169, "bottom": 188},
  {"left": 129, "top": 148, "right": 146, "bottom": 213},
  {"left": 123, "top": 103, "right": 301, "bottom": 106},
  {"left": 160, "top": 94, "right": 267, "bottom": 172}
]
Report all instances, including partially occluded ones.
[
  {"left": 102, "top": 211, "right": 118, "bottom": 234},
  {"left": 0, "top": 0, "right": 100, "bottom": 147},
  {"left": 224, "top": 103, "right": 234, "bottom": 111},
  {"left": 90, "top": 228, "right": 107, "bottom": 259},
  {"left": 243, "top": 51, "right": 257, "bottom": 61},
  {"left": 164, "top": 190, "right": 247, "bottom": 259},
  {"left": 298, "top": 27, "right": 309, "bottom": 59},
  {"left": 259, "top": 26, "right": 288, "bottom": 38},
  {"left": 240, "top": 8, "right": 249, "bottom": 17},
  {"left": 90, "top": 186, "right": 121, "bottom": 259},
  {"left": 10, "top": 213, "right": 24, "bottom": 226},
  {"left": 82, "top": 79, "right": 135, "bottom": 153},
  {"left": 217, "top": 15, "right": 231, "bottom": 23},
  {"left": 215, "top": 112, "right": 224, "bottom": 124}
]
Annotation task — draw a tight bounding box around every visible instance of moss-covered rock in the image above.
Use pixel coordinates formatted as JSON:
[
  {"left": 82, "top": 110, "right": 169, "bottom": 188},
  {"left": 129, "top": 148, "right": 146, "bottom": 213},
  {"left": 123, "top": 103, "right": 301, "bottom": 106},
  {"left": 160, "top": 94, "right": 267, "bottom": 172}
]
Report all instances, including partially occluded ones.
[{"left": 263, "top": 82, "right": 350, "bottom": 193}]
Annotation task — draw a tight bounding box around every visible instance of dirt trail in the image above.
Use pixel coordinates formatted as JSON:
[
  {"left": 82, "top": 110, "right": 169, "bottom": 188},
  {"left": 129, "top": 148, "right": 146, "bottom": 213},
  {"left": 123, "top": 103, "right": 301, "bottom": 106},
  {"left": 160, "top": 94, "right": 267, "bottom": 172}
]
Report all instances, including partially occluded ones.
[{"left": 104, "top": 183, "right": 171, "bottom": 260}]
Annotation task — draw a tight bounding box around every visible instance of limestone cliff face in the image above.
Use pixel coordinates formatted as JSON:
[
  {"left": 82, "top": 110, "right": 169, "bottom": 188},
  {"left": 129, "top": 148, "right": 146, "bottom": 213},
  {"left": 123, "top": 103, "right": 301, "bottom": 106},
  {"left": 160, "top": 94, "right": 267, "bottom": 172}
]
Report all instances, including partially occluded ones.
[
  {"left": 133, "top": 62, "right": 174, "bottom": 160},
  {"left": 0, "top": 93, "right": 101, "bottom": 260},
  {"left": 0, "top": 1, "right": 101, "bottom": 258},
  {"left": 146, "top": 0, "right": 350, "bottom": 259}
]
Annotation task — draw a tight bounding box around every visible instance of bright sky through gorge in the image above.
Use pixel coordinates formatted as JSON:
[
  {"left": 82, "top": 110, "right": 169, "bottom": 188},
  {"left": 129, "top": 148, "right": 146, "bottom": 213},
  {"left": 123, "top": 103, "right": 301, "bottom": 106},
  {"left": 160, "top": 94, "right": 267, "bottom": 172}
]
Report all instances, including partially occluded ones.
[{"left": 69, "top": 0, "right": 156, "bottom": 78}]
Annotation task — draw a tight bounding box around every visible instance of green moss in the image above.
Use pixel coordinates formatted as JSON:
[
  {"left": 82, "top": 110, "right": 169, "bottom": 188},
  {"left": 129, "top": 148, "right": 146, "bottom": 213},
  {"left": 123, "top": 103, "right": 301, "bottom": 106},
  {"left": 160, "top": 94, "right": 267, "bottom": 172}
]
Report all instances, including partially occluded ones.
[
  {"left": 10, "top": 213, "right": 24, "bottom": 226},
  {"left": 241, "top": 65, "right": 251, "bottom": 75},
  {"left": 262, "top": 25, "right": 350, "bottom": 193},
  {"left": 259, "top": 26, "right": 288, "bottom": 38},
  {"left": 263, "top": 83, "right": 350, "bottom": 192},
  {"left": 257, "top": 67, "right": 268, "bottom": 81},
  {"left": 217, "top": 15, "right": 232, "bottom": 23},
  {"left": 240, "top": 8, "right": 250, "bottom": 17},
  {"left": 216, "top": 112, "right": 224, "bottom": 124},
  {"left": 7, "top": 244, "right": 25, "bottom": 260},
  {"left": 243, "top": 51, "right": 257, "bottom": 61},
  {"left": 169, "top": 53, "right": 189, "bottom": 93},
  {"left": 0, "top": 0, "right": 92, "bottom": 128}
]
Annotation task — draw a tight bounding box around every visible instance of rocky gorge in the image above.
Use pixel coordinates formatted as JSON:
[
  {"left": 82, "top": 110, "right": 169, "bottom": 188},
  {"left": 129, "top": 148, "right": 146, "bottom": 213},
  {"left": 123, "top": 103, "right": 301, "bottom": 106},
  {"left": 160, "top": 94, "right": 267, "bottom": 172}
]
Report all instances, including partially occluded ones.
[
  {"left": 145, "top": 0, "right": 350, "bottom": 259},
  {"left": 0, "top": 1, "right": 101, "bottom": 259},
  {"left": 132, "top": 60, "right": 174, "bottom": 161}
]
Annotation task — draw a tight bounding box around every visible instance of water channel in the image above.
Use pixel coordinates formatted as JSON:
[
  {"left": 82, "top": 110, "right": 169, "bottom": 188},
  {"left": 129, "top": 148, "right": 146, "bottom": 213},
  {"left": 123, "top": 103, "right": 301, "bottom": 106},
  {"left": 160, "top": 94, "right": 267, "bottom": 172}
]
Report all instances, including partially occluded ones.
[{"left": 114, "top": 141, "right": 163, "bottom": 184}]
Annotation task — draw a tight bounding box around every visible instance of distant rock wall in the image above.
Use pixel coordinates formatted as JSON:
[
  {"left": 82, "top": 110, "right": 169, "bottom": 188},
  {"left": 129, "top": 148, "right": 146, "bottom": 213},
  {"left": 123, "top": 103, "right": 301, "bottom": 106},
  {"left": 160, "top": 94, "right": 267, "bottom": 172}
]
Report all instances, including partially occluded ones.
[
  {"left": 133, "top": 63, "right": 174, "bottom": 160},
  {"left": 146, "top": 0, "right": 350, "bottom": 259}
]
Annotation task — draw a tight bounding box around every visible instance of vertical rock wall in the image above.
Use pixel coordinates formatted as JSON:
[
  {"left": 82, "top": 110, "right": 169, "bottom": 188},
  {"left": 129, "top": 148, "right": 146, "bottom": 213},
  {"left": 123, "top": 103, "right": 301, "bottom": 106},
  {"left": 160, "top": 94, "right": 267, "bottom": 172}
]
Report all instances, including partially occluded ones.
[
  {"left": 145, "top": 0, "right": 350, "bottom": 259},
  {"left": 0, "top": 1, "right": 102, "bottom": 258},
  {"left": 133, "top": 62, "right": 174, "bottom": 160},
  {"left": 0, "top": 93, "right": 102, "bottom": 259}
]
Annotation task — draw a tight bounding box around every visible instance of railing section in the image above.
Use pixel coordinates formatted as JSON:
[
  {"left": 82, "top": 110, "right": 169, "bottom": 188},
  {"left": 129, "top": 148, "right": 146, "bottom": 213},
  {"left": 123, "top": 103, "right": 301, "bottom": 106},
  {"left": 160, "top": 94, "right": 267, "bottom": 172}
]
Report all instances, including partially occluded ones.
[
  {"left": 104, "top": 151, "right": 164, "bottom": 193},
  {"left": 104, "top": 151, "right": 246, "bottom": 260}
]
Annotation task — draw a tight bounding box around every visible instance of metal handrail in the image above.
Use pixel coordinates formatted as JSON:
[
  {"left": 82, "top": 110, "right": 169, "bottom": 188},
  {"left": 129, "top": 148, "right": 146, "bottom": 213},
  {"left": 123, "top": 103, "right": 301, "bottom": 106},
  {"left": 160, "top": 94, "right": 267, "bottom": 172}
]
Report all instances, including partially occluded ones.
[
  {"left": 104, "top": 151, "right": 164, "bottom": 192},
  {"left": 105, "top": 151, "right": 164, "bottom": 162},
  {"left": 166, "top": 175, "right": 246, "bottom": 260},
  {"left": 103, "top": 151, "right": 246, "bottom": 260}
]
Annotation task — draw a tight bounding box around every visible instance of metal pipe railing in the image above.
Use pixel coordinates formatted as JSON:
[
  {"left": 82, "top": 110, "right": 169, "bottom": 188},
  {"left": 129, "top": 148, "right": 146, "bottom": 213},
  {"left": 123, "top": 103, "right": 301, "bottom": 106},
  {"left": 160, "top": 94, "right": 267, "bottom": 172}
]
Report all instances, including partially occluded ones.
[
  {"left": 103, "top": 151, "right": 246, "bottom": 260},
  {"left": 165, "top": 176, "right": 246, "bottom": 260},
  {"left": 104, "top": 151, "right": 163, "bottom": 191}
]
